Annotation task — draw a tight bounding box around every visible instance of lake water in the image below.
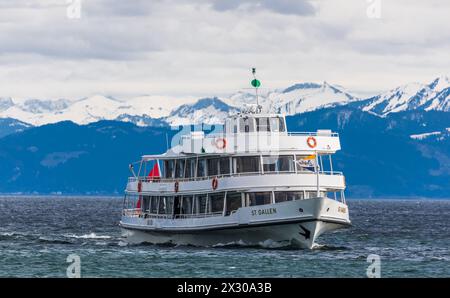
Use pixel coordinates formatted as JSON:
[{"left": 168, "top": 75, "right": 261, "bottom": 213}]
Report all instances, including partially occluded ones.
[{"left": 0, "top": 196, "right": 448, "bottom": 277}]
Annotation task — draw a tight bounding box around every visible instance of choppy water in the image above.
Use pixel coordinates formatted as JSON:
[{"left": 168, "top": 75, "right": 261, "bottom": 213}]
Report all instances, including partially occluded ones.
[{"left": 0, "top": 196, "right": 449, "bottom": 277}]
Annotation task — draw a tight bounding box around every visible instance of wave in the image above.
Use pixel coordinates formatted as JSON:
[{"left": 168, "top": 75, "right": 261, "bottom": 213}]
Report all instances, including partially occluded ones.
[
  {"left": 63, "top": 233, "right": 112, "bottom": 239},
  {"left": 212, "top": 239, "right": 295, "bottom": 250}
]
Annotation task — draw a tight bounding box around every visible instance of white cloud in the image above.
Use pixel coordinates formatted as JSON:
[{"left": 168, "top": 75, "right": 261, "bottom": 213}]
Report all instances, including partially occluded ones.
[{"left": 0, "top": 0, "right": 449, "bottom": 100}]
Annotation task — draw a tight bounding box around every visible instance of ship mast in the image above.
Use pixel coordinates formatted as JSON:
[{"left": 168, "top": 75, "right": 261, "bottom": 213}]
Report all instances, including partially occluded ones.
[{"left": 251, "top": 68, "right": 262, "bottom": 113}]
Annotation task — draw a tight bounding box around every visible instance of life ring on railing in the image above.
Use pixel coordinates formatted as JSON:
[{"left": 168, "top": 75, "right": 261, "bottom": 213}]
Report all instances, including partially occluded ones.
[
  {"left": 306, "top": 136, "right": 317, "bottom": 148},
  {"left": 215, "top": 138, "right": 227, "bottom": 149},
  {"left": 137, "top": 180, "right": 142, "bottom": 192},
  {"left": 174, "top": 180, "right": 179, "bottom": 193},
  {"left": 212, "top": 177, "right": 218, "bottom": 190}
]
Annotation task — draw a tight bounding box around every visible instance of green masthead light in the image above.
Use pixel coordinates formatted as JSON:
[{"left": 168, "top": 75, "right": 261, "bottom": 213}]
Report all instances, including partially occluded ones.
[{"left": 251, "top": 79, "right": 261, "bottom": 88}]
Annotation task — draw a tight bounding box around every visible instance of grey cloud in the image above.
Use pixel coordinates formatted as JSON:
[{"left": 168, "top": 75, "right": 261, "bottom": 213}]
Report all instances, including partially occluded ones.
[{"left": 211, "top": 0, "right": 316, "bottom": 15}]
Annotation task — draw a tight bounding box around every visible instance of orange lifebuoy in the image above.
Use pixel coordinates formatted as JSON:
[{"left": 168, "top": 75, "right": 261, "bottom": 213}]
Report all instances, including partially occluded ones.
[
  {"left": 174, "top": 180, "right": 179, "bottom": 193},
  {"left": 215, "top": 138, "right": 227, "bottom": 149},
  {"left": 212, "top": 177, "right": 218, "bottom": 190},
  {"left": 306, "top": 136, "right": 317, "bottom": 148}
]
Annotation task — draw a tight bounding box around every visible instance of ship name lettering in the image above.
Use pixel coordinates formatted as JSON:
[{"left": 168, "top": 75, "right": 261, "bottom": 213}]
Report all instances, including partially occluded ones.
[{"left": 252, "top": 208, "right": 277, "bottom": 216}]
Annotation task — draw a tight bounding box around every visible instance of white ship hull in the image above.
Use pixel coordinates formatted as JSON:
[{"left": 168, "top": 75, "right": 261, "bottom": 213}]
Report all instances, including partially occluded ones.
[{"left": 120, "top": 197, "right": 350, "bottom": 249}]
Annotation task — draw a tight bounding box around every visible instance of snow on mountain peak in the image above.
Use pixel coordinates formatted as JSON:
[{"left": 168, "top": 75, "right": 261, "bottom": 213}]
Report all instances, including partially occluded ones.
[
  {"left": 0, "top": 77, "right": 448, "bottom": 127},
  {"left": 361, "top": 76, "right": 450, "bottom": 116}
]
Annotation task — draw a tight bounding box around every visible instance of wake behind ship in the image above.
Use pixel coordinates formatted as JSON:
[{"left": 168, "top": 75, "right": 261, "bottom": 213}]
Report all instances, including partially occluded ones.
[{"left": 119, "top": 71, "right": 351, "bottom": 249}]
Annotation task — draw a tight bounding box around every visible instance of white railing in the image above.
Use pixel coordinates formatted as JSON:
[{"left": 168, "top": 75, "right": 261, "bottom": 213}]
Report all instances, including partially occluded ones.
[
  {"left": 180, "top": 131, "right": 339, "bottom": 140},
  {"left": 288, "top": 131, "right": 339, "bottom": 137},
  {"left": 128, "top": 170, "right": 343, "bottom": 184},
  {"left": 123, "top": 209, "right": 223, "bottom": 219}
]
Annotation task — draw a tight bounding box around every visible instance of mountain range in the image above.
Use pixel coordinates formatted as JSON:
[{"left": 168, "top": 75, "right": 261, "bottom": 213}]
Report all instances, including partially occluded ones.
[{"left": 0, "top": 76, "right": 449, "bottom": 129}]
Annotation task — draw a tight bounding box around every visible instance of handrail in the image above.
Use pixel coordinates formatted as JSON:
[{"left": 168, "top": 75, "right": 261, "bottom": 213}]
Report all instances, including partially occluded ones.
[
  {"left": 180, "top": 131, "right": 339, "bottom": 139},
  {"left": 128, "top": 170, "right": 343, "bottom": 184},
  {"left": 122, "top": 209, "right": 223, "bottom": 219}
]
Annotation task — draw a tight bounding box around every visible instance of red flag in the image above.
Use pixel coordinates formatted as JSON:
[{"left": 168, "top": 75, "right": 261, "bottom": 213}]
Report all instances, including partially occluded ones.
[{"left": 148, "top": 161, "right": 160, "bottom": 178}]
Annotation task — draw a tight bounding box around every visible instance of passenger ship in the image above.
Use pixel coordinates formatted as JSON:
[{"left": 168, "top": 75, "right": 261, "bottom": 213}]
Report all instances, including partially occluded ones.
[{"left": 120, "top": 74, "right": 351, "bottom": 249}]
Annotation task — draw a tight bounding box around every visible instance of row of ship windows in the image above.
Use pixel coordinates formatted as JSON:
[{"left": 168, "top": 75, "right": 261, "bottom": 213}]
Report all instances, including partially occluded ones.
[
  {"left": 162, "top": 155, "right": 315, "bottom": 179},
  {"left": 125, "top": 191, "right": 326, "bottom": 216},
  {"left": 226, "top": 116, "right": 286, "bottom": 133}
]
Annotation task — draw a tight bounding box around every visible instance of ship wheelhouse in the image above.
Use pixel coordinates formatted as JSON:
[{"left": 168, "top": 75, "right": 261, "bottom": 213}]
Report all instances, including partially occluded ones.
[{"left": 123, "top": 112, "right": 346, "bottom": 220}]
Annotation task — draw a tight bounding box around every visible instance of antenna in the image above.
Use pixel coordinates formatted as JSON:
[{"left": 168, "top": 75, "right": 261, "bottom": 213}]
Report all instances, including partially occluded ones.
[{"left": 251, "top": 68, "right": 262, "bottom": 113}]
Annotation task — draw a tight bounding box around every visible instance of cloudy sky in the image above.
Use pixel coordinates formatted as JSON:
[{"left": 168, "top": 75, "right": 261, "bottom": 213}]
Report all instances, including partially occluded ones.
[{"left": 0, "top": 0, "right": 449, "bottom": 100}]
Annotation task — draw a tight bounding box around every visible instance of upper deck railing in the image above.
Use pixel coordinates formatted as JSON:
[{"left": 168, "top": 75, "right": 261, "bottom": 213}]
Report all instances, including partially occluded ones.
[
  {"left": 180, "top": 131, "right": 339, "bottom": 142},
  {"left": 127, "top": 170, "right": 343, "bottom": 184}
]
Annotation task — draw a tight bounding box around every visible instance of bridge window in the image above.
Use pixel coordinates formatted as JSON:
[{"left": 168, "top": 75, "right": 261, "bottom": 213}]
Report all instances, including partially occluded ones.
[
  {"left": 234, "top": 156, "right": 260, "bottom": 174},
  {"left": 247, "top": 192, "right": 272, "bottom": 206},
  {"left": 256, "top": 117, "right": 270, "bottom": 132},
  {"left": 225, "top": 192, "right": 242, "bottom": 216},
  {"left": 239, "top": 117, "right": 255, "bottom": 133},
  {"left": 270, "top": 117, "right": 286, "bottom": 132}
]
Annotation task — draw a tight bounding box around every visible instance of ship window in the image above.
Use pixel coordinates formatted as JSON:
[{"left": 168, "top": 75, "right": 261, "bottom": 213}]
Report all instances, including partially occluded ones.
[
  {"left": 305, "top": 191, "right": 325, "bottom": 199},
  {"left": 279, "top": 155, "right": 294, "bottom": 172},
  {"left": 225, "top": 192, "right": 242, "bottom": 216},
  {"left": 175, "top": 159, "right": 185, "bottom": 178},
  {"left": 207, "top": 158, "right": 219, "bottom": 176},
  {"left": 150, "top": 196, "right": 159, "bottom": 214},
  {"left": 274, "top": 191, "right": 304, "bottom": 203},
  {"left": 158, "top": 196, "right": 173, "bottom": 214},
  {"left": 197, "top": 158, "right": 207, "bottom": 177},
  {"left": 219, "top": 157, "right": 230, "bottom": 175},
  {"left": 185, "top": 158, "right": 196, "bottom": 178},
  {"left": 262, "top": 156, "right": 277, "bottom": 172},
  {"left": 164, "top": 160, "right": 175, "bottom": 178},
  {"left": 234, "top": 156, "right": 260, "bottom": 173},
  {"left": 142, "top": 196, "right": 151, "bottom": 212},
  {"left": 181, "top": 196, "right": 193, "bottom": 214},
  {"left": 239, "top": 117, "right": 255, "bottom": 133},
  {"left": 209, "top": 192, "right": 225, "bottom": 213},
  {"left": 256, "top": 117, "right": 270, "bottom": 132},
  {"left": 194, "top": 194, "right": 207, "bottom": 214},
  {"left": 247, "top": 192, "right": 272, "bottom": 206},
  {"left": 270, "top": 117, "right": 285, "bottom": 132}
]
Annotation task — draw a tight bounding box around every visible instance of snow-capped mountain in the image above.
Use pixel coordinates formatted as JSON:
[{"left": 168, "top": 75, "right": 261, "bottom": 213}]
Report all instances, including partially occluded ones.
[
  {"left": 0, "top": 77, "right": 449, "bottom": 127},
  {"left": 165, "top": 97, "right": 240, "bottom": 126},
  {"left": 0, "top": 94, "right": 197, "bottom": 126},
  {"left": 360, "top": 76, "right": 450, "bottom": 116},
  {"left": 223, "top": 82, "right": 359, "bottom": 115}
]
